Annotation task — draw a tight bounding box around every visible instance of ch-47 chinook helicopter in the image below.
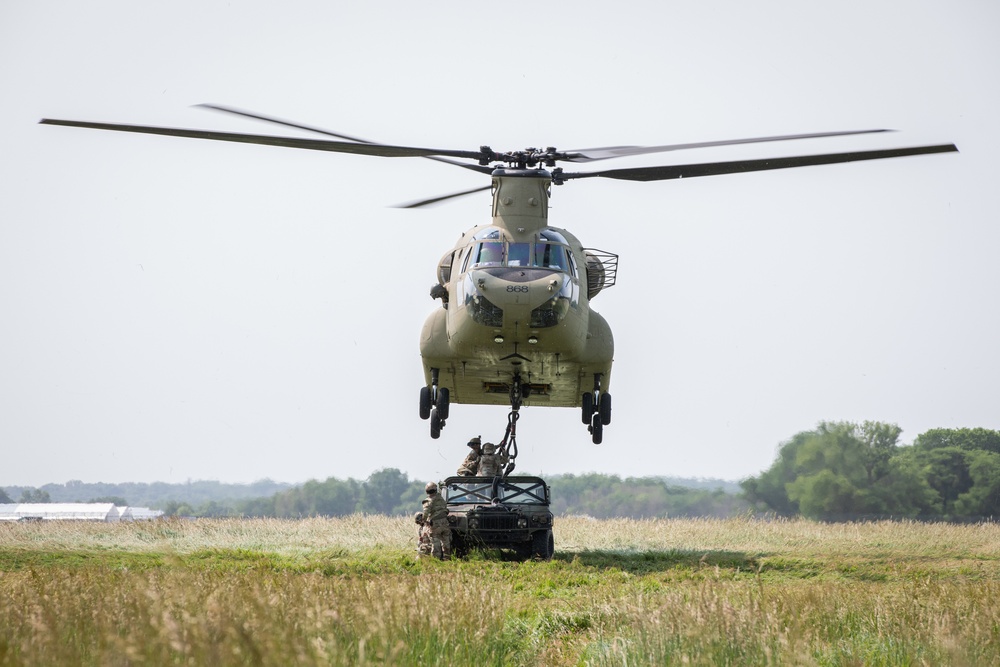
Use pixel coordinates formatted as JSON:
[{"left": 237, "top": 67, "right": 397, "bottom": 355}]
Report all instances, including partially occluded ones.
[{"left": 40, "top": 106, "right": 958, "bottom": 448}]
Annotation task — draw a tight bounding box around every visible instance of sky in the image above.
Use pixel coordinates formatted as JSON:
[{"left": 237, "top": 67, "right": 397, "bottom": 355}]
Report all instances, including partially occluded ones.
[{"left": 2, "top": 1, "right": 998, "bottom": 488}]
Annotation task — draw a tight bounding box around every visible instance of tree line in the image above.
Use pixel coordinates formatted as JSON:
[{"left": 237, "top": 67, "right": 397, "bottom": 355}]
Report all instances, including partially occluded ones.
[
  {"left": 7, "top": 425, "right": 999, "bottom": 521},
  {"left": 741, "top": 424, "right": 1000, "bottom": 520},
  {"left": 155, "top": 470, "right": 744, "bottom": 519}
]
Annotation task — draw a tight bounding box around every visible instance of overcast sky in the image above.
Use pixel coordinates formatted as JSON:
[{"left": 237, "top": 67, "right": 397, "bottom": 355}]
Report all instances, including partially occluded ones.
[{"left": 2, "top": 1, "right": 997, "bottom": 488}]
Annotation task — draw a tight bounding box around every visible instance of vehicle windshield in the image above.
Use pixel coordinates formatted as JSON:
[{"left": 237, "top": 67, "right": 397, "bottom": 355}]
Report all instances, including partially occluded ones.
[{"left": 445, "top": 478, "right": 549, "bottom": 505}]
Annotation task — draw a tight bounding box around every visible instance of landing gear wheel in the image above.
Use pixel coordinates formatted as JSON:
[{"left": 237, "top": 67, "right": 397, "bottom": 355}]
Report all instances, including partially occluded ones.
[
  {"left": 437, "top": 387, "right": 450, "bottom": 420},
  {"left": 419, "top": 386, "right": 432, "bottom": 420},
  {"left": 581, "top": 392, "right": 594, "bottom": 424},
  {"left": 599, "top": 392, "right": 612, "bottom": 426},
  {"left": 430, "top": 407, "right": 442, "bottom": 439},
  {"left": 590, "top": 413, "right": 603, "bottom": 444}
]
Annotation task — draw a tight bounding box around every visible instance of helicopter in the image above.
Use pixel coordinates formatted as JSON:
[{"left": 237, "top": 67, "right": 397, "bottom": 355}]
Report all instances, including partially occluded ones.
[{"left": 39, "top": 107, "right": 958, "bottom": 446}]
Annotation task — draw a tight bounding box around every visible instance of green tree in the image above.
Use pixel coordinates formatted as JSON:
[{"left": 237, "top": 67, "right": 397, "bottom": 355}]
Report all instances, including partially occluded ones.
[
  {"left": 914, "top": 428, "right": 1000, "bottom": 455},
  {"left": 741, "top": 430, "right": 815, "bottom": 516},
  {"left": 895, "top": 445, "right": 974, "bottom": 516},
  {"left": 745, "top": 421, "right": 929, "bottom": 520},
  {"left": 358, "top": 469, "right": 411, "bottom": 515},
  {"left": 19, "top": 489, "right": 51, "bottom": 503},
  {"left": 859, "top": 420, "right": 902, "bottom": 483},
  {"left": 787, "top": 469, "right": 860, "bottom": 519},
  {"left": 0, "top": 488, "right": 12, "bottom": 503},
  {"left": 954, "top": 450, "right": 1000, "bottom": 517}
]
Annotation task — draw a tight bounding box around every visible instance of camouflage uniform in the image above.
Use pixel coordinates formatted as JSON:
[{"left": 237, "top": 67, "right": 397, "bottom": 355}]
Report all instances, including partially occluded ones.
[
  {"left": 423, "top": 482, "right": 451, "bottom": 559},
  {"left": 414, "top": 511, "right": 433, "bottom": 556},
  {"left": 476, "top": 442, "right": 509, "bottom": 477},
  {"left": 457, "top": 436, "right": 482, "bottom": 476}
]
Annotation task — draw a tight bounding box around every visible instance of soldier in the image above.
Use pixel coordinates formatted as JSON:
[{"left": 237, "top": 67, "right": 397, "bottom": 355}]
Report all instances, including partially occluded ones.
[
  {"left": 423, "top": 481, "right": 451, "bottom": 559},
  {"left": 456, "top": 436, "right": 482, "bottom": 476},
  {"left": 414, "top": 511, "right": 433, "bottom": 556},
  {"left": 477, "top": 442, "right": 509, "bottom": 477}
]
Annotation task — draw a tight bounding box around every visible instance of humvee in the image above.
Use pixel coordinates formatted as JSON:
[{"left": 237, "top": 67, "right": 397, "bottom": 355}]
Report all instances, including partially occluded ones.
[{"left": 443, "top": 475, "right": 555, "bottom": 560}]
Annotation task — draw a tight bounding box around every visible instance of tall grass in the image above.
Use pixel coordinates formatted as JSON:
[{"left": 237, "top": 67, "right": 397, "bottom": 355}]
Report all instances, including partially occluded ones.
[{"left": 2, "top": 516, "right": 999, "bottom": 665}]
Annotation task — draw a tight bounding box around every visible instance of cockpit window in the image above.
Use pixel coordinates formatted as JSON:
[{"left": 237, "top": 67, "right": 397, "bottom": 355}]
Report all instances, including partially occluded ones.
[
  {"left": 532, "top": 243, "right": 569, "bottom": 271},
  {"left": 470, "top": 241, "right": 503, "bottom": 268},
  {"left": 507, "top": 243, "right": 530, "bottom": 267}
]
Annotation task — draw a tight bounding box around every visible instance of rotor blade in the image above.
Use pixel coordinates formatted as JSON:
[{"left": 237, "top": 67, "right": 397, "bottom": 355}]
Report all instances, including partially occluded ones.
[
  {"left": 197, "top": 103, "right": 375, "bottom": 144},
  {"left": 560, "top": 144, "right": 958, "bottom": 182},
  {"left": 197, "top": 104, "right": 493, "bottom": 175},
  {"left": 394, "top": 185, "right": 492, "bottom": 209},
  {"left": 562, "top": 129, "right": 894, "bottom": 162},
  {"left": 39, "top": 118, "right": 484, "bottom": 161}
]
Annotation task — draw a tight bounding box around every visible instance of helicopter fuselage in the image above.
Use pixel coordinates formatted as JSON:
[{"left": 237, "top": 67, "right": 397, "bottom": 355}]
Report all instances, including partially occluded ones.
[{"left": 420, "top": 169, "right": 615, "bottom": 411}]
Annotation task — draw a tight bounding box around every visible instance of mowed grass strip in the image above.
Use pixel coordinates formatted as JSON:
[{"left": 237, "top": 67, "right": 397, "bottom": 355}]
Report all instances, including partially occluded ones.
[{"left": 2, "top": 517, "right": 999, "bottom": 666}]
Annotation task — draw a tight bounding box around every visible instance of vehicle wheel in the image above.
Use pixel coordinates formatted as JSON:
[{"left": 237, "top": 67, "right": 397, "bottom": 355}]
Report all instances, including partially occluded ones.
[
  {"left": 599, "top": 392, "right": 612, "bottom": 426},
  {"left": 430, "top": 407, "right": 441, "bottom": 439},
  {"left": 591, "top": 414, "right": 603, "bottom": 444},
  {"left": 437, "top": 387, "right": 450, "bottom": 420},
  {"left": 532, "top": 529, "right": 554, "bottom": 560},
  {"left": 452, "top": 532, "right": 468, "bottom": 558},
  {"left": 419, "top": 386, "right": 432, "bottom": 420},
  {"left": 581, "top": 392, "right": 593, "bottom": 424}
]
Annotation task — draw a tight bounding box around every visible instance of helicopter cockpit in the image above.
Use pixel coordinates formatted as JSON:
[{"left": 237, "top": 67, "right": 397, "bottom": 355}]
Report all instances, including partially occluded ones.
[
  {"left": 464, "top": 228, "right": 576, "bottom": 276},
  {"left": 459, "top": 228, "right": 580, "bottom": 329}
]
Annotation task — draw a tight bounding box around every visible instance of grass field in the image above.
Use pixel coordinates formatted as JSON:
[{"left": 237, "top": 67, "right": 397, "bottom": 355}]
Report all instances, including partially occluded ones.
[{"left": 2, "top": 516, "right": 999, "bottom": 665}]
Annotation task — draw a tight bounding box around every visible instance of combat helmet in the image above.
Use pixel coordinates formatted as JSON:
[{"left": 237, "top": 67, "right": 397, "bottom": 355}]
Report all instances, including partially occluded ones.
[
  {"left": 467, "top": 435, "right": 482, "bottom": 448},
  {"left": 425, "top": 481, "right": 438, "bottom": 494},
  {"left": 483, "top": 442, "right": 496, "bottom": 454}
]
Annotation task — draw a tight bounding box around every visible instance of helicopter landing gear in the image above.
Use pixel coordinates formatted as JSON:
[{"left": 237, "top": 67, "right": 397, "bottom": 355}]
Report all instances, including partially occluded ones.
[
  {"left": 582, "top": 373, "right": 611, "bottom": 444},
  {"left": 420, "top": 369, "right": 450, "bottom": 439}
]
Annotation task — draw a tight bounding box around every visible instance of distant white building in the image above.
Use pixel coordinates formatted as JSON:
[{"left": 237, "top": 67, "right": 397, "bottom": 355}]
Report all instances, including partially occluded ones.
[{"left": 0, "top": 503, "right": 163, "bottom": 522}]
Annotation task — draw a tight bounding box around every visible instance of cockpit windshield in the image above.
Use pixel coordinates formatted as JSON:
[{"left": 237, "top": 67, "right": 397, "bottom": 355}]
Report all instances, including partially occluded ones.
[
  {"left": 507, "top": 243, "right": 530, "bottom": 267},
  {"left": 467, "top": 238, "right": 573, "bottom": 274},
  {"left": 532, "top": 243, "right": 569, "bottom": 271}
]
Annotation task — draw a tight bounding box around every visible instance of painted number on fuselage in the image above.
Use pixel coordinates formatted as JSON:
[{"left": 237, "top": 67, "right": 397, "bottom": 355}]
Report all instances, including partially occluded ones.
[{"left": 506, "top": 285, "right": 529, "bottom": 293}]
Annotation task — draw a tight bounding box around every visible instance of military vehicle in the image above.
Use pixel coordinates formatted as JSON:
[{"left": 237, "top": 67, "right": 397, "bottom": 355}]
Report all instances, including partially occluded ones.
[
  {"left": 40, "top": 107, "right": 958, "bottom": 447},
  {"left": 443, "top": 475, "right": 554, "bottom": 560}
]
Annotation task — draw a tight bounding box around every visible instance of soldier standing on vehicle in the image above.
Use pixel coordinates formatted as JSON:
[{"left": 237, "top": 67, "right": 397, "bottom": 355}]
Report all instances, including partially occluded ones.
[
  {"left": 456, "top": 436, "right": 482, "bottom": 476},
  {"left": 476, "top": 442, "right": 509, "bottom": 477},
  {"left": 414, "top": 511, "right": 433, "bottom": 556},
  {"left": 423, "top": 482, "right": 451, "bottom": 559}
]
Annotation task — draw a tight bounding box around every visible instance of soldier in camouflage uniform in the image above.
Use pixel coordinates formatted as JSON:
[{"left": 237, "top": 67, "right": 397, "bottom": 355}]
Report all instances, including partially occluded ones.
[
  {"left": 423, "top": 481, "right": 451, "bottom": 559},
  {"left": 457, "top": 436, "right": 482, "bottom": 476},
  {"left": 476, "top": 442, "right": 509, "bottom": 477},
  {"left": 414, "top": 511, "right": 433, "bottom": 556}
]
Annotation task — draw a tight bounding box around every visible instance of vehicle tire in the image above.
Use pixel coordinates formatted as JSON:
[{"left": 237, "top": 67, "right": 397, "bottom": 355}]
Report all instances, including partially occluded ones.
[
  {"left": 599, "top": 392, "right": 612, "bottom": 426},
  {"left": 437, "top": 387, "right": 450, "bottom": 420},
  {"left": 532, "top": 529, "right": 554, "bottom": 560},
  {"left": 591, "top": 414, "right": 603, "bottom": 444},
  {"left": 430, "top": 407, "right": 441, "bottom": 439},
  {"left": 452, "top": 531, "right": 468, "bottom": 558},
  {"left": 581, "top": 392, "right": 593, "bottom": 424},
  {"left": 419, "top": 386, "right": 432, "bottom": 420}
]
